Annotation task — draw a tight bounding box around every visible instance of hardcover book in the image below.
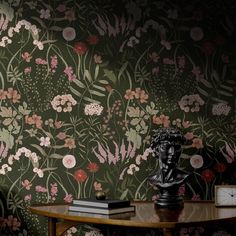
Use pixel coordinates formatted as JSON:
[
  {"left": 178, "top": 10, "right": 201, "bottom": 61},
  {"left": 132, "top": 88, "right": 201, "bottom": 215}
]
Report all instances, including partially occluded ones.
[
  {"left": 72, "top": 198, "right": 131, "bottom": 209},
  {"left": 69, "top": 210, "right": 135, "bottom": 219},
  {"left": 68, "top": 205, "right": 135, "bottom": 215}
]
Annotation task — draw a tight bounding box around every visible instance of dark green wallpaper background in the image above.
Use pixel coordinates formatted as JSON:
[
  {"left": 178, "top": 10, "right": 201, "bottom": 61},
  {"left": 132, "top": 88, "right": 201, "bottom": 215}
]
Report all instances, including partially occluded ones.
[{"left": 0, "top": 0, "right": 236, "bottom": 235}]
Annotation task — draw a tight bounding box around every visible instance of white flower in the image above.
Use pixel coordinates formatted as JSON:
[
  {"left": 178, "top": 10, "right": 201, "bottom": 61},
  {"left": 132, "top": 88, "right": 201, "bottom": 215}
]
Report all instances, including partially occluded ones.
[
  {"left": 212, "top": 102, "right": 231, "bottom": 116},
  {"left": 62, "top": 27, "right": 76, "bottom": 41},
  {"left": 62, "top": 155, "right": 76, "bottom": 169},
  {"left": 40, "top": 9, "right": 51, "bottom": 19},
  {"left": 8, "top": 155, "right": 14, "bottom": 165},
  {"left": 190, "top": 27, "right": 204, "bottom": 41},
  {"left": 84, "top": 103, "right": 103, "bottom": 116},
  {"left": 85, "top": 230, "right": 104, "bottom": 236},
  {"left": 8, "top": 27, "right": 14, "bottom": 37},
  {"left": 37, "top": 169, "right": 44, "bottom": 178},
  {"left": 40, "top": 137, "right": 51, "bottom": 147},
  {"left": 127, "top": 164, "right": 139, "bottom": 175},
  {"left": 190, "top": 154, "right": 204, "bottom": 169}
]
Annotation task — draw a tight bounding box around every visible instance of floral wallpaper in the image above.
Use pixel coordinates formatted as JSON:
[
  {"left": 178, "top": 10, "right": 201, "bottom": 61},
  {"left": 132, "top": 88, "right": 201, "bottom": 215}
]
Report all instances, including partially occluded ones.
[{"left": 0, "top": 0, "right": 236, "bottom": 235}]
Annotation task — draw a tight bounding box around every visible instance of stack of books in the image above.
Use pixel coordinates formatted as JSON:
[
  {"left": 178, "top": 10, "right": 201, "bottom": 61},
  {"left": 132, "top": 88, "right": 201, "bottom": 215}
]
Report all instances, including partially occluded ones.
[{"left": 68, "top": 198, "right": 135, "bottom": 215}]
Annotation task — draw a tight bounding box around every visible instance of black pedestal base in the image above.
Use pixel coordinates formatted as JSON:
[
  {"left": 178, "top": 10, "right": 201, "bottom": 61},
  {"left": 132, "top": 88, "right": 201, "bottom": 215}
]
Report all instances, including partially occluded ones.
[{"left": 155, "top": 195, "right": 184, "bottom": 209}]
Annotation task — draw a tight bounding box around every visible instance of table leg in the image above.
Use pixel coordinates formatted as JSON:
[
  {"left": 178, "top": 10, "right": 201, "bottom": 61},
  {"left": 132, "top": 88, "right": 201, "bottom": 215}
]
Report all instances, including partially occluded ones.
[
  {"left": 163, "top": 228, "right": 174, "bottom": 236},
  {"left": 48, "top": 218, "right": 57, "bottom": 236}
]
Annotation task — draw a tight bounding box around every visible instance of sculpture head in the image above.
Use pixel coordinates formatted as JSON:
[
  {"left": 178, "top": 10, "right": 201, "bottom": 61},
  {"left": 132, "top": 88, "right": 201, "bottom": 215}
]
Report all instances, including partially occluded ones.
[{"left": 150, "top": 127, "right": 186, "bottom": 169}]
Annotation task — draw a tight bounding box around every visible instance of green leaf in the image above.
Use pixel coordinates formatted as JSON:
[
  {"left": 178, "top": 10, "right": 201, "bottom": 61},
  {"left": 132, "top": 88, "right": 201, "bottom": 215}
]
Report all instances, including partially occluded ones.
[
  {"left": 73, "top": 79, "right": 86, "bottom": 88},
  {"left": 216, "top": 89, "right": 232, "bottom": 97},
  {"left": 49, "top": 26, "right": 63, "bottom": 31},
  {"left": 70, "top": 86, "right": 82, "bottom": 97},
  {"left": 89, "top": 89, "right": 105, "bottom": 97},
  {"left": 120, "top": 189, "right": 129, "bottom": 200},
  {"left": 31, "top": 16, "right": 47, "bottom": 29},
  {"left": 92, "top": 84, "right": 106, "bottom": 91},
  {"left": 118, "top": 61, "right": 128, "bottom": 80},
  {"left": 104, "top": 69, "right": 117, "bottom": 84},
  {"left": 83, "top": 96, "right": 101, "bottom": 104},
  {"left": 0, "top": 129, "right": 14, "bottom": 149},
  {"left": 200, "top": 79, "right": 213, "bottom": 88},
  {"left": 49, "top": 153, "right": 64, "bottom": 159},
  {"left": 84, "top": 70, "right": 93, "bottom": 82},
  {"left": 94, "top": 65, "right": 99, "bottom": 80},
  {"left": 98, "top": 79, "right": 109, "bottom": 84},
  {"left": 197, "top": 87, "right": 209, "bottom": 97},
  {"left": 31, "top": 144, "right": 47, "bottom": 157}
]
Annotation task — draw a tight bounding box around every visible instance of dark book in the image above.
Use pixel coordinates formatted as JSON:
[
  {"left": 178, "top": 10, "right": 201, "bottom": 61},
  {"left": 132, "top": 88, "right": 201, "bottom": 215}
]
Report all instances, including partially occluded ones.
[
  {"left": 72, "top": 198, "right": 130, "bottom": 209},
  {"left": 68, "top": 204, "right": 135, "bottom": 215}
]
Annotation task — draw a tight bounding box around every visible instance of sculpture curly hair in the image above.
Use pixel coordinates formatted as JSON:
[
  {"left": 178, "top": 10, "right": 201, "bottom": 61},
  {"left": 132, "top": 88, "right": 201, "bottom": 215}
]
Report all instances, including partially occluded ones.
[{"left": 150, "top": 127, "right": 186, "bottom": 157}]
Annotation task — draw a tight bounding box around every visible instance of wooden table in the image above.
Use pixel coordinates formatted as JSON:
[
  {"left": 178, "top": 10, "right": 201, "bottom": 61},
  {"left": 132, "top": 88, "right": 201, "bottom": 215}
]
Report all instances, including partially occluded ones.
[{"left": 29, "top": 201, "right": 236, "bottom": 236}]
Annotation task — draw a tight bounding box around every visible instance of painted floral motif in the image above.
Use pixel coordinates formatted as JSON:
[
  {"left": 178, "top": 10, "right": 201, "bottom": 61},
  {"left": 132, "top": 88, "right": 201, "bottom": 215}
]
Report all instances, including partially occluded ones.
[{"left": 0, "top": 0, "right": 236, "bottom": 235}]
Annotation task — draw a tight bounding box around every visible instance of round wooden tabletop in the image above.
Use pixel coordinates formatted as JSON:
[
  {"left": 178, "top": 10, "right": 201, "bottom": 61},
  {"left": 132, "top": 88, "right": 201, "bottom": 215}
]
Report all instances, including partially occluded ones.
[{"left": 29, "top": 201, "right": 236, "bottom": 229}]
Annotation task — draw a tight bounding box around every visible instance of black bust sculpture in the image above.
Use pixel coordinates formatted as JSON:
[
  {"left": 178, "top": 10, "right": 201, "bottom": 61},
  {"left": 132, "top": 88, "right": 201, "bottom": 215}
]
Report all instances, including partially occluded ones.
[{"left": 148, "top": 127, "right": 190, "bottom": 208}]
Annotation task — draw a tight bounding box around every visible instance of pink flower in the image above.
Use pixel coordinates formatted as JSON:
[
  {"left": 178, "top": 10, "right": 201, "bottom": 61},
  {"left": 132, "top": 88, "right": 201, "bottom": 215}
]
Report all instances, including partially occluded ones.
[
  {"left": 178, "top": 184, "right": 186, "bottom": 196},
  {"left": 50, "top": 183, "right": 58, "bottom": 197},
  {"left": 192, "top": 138, "right": 204, "bottom": 149},
  {"left": 64, "top": 9, "right": 76, "bottom": 21},
  {"left": 152, "top": 114, "right": 170, "bottom": 127},
  {"left": 184, "top": 132, "right": 194, "bottom": 140},
  {"left": 57, "top": 132, "right": 66, "bottom": 140},
  {"left": 25, "top": 114, "right": 43, "bottom": 129},
  {"left": 54, "top": 121, "right": 63, "bottom": 129},
  {"left": 0, "top": 89, "right": 7, "bottom": 99},
  {"left": 24, "top": 194, "right": 32, "bottom": 201},
  {"left": 56, "top": 4, "right": 66, "bottom": 12},
  {"left": 35, "top": 185, "right": 47, "bottom": 192},
  {"left": 21, "top": 179, "right": 32, "bottom": 190},
  {"left": 94, "top": 54, "right": 102, "bottom": 64},
  {"left": 149, "top": 52, "right": 159, "bottom": 62},
  {"left": 64, "top": 66, "right": 73, "bottom": 76},
  {"left": 6, "top": 88, "right": 21, "bottom": 103},
  {"left": 21, "top": 52, "right": 32, "bottom": 62},
  {"left": 24, "top": 67, "right": 32, "bottom": 74},
  {"left": 124, "top": 89, "right": 135, "bottom": 100},
  {"left": 40, "top": 137, "right": 51, "bottom": 147},
  {"left": 182, "top": 120, "right": 190, "bottom": 128},
  {"left": 94, "top": 181, "right": 102, "bottom": 191},
  {"left": 64, "top": 138, "right": 76, "bottom": 149},
  {"left": 64, "top": 194, "right": 73, "bottom": 203},
  {"left": 62, "top": 155, "right": 76, "bottom": 169},
  {"left": 35, "top": 58, "right": 47, "bottom": 65},
  {"left": 5, "top": 215, "right": 21, "bottom": 231},
  {"left": 50, "top": 55, "right": 58, "bottom": 69}
]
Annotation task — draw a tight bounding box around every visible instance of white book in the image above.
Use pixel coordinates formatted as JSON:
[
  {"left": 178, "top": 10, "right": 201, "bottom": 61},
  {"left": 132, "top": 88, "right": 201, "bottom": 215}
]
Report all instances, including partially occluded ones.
[
  {"left": 68, "top": 204, "right": 135, "bottom": 215},
  {"left": 72, "top": 198, "right": 130, "bottom": 209}
]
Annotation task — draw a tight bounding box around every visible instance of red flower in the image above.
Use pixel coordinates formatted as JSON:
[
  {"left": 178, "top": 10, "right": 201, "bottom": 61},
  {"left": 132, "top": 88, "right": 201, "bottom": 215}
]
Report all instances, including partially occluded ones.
[
  {"left": 87, "top": 35, "right": 99, "bottom": 45},
  {"left": 74, "top": 42, "right": 87, "bottom": 55},
  {"left": 74, "top": 169, "right": 87, "bottom": 182},
  {"left": 201, "top": 169, "right": 215, "bottom": 183},
  {"left": 214, "top": 162, "right": 226, "bottom": 173},
  {"left": 214, "top": 35, "right": 225, "bottom": 45},
  {"left": 201, "top": 41, "right": 215, "bottom": 55},
  {"left": 87, "top": 162, "right": 99, "bottom": 173}
]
